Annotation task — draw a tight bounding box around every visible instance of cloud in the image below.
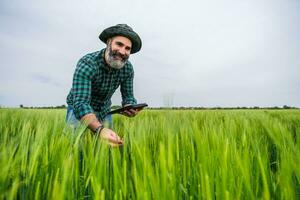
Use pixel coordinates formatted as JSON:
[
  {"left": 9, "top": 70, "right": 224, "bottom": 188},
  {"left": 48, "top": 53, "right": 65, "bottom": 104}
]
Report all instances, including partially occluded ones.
[{"left": 31, "top": 74, "right": 62, "bottom": 87}]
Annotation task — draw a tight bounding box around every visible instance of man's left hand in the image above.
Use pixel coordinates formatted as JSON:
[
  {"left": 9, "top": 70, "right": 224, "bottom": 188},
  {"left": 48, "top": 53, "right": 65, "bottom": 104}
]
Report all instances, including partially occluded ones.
[{"left": 121, "top": 108, "right": 142, "bottom": 117}]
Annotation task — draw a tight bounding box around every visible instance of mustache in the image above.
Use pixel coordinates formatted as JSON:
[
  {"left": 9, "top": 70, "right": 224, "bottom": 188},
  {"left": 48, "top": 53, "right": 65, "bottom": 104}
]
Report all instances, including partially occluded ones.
[{"left": 109, "top": 50, "right": 129, "bottom": 62}]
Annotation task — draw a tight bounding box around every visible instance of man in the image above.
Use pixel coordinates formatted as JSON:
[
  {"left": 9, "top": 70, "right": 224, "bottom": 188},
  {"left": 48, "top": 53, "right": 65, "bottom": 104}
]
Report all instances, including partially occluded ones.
[{"left": 66, "top": 24, "right": 142, "bottom": 146}]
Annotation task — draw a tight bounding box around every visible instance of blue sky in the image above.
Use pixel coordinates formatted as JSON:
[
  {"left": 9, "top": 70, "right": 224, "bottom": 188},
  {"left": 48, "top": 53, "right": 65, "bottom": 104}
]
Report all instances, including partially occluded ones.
[{"left": 0, "top": 0, "right": 299, "bottom": 107}]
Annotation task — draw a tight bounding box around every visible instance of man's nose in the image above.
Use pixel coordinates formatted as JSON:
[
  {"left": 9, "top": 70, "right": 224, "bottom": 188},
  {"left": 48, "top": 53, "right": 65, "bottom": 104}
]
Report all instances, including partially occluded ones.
[{"left": 118, "top": 47, "right": 126, "bottom": 55}]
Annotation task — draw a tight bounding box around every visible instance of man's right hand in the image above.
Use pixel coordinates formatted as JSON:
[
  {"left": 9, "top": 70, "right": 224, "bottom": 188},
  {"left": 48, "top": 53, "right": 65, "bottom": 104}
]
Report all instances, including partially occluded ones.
[
  {"left": 99, "top": 128, "right": 124, "bottom": 147},
  {"left": 81, "top": 113, "right": 123, "bottom": 147}
]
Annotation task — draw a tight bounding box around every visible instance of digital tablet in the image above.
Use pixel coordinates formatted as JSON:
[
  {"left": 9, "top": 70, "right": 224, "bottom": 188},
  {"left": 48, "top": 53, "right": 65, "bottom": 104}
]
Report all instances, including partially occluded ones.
[{"left": 108, "top": 103, "right": 148, "bottom": 115}]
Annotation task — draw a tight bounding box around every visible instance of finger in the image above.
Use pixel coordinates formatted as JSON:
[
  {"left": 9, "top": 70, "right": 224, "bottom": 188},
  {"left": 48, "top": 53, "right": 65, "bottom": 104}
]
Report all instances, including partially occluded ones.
[
  {"left": 108, "top": 135, "right": 124, "bottom": 144},
  {"left": 123, "top": 110, "right": 134, "bottom": 117},
  {"left": 108, "top": 142, "right": 123, "bottom": 147},
  {"left": 129, "top": 109, "right": 138, "bottom": 114},
  {"left": 124, "top": 110, "right": 132, "bottom": 115},
  {"left": 122, "top": 110, "right": 130, "bottom": 117},
  {"left": 120, "top": 111, "right": 130, "bottom": 117},
  {"left": 111, "top": 138, "right": 123, "bottom": 145},
  {"left": 127, "top": 109, "right": 138, "bottom": 116},
  {"left": 118, "top": 139, "right": 124, "bottom": 144}
]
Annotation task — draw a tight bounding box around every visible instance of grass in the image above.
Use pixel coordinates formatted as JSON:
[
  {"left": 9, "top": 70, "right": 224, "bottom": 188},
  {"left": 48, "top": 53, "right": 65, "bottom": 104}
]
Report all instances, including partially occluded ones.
[{"left": 0, "top": 108, "right": 299, "bottom": 199}]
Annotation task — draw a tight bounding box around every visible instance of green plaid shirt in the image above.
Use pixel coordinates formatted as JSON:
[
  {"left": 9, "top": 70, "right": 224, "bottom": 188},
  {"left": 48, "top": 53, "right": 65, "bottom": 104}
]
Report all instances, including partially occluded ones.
[{"left": 66, "top": 48, "right": 137, "bottom": 121}]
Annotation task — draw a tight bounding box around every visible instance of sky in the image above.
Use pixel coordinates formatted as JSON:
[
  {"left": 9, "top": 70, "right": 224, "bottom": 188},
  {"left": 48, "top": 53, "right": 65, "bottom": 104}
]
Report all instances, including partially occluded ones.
[{"left": 0, "top": 0, "right": 299, "bottom": 108}]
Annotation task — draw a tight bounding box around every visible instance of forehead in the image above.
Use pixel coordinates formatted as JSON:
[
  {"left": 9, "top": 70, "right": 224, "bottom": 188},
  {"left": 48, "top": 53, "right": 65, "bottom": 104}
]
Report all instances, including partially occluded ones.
[{"left": 111, "top": 36, "right": 132, "bottom": 47}]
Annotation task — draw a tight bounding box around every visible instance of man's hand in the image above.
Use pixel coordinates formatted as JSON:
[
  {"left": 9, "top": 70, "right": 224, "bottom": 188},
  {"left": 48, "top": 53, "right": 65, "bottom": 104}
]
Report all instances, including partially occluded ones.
[
  {"left": 81, "top": 113, "right": 123, "bottom": 147},
  {"left": 120, "top": 104, "right": 143, "bottom": 117},
  {"left": 121, "top": 108, "right": 138, "bottom": 117},
  {"left": 99, "top": 128, "right": 124, "bottom": 146}
]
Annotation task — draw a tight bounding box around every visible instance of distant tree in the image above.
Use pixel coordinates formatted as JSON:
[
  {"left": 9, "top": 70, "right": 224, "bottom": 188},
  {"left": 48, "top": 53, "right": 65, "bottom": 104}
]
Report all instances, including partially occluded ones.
[
  {"left": 55, "top": 105, "right": 66, "bottom": 109},
  {"left": 283, "top": 105, "right": 291, "bottom": 109},
  {"left": 20, "top": 104, "right": 24, "bottom": 108}
]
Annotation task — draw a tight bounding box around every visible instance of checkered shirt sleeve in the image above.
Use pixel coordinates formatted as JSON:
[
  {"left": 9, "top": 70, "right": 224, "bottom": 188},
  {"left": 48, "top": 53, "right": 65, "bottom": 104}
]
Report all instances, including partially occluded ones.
[
  {"left": 72, "top": 58, "right": 96, "bottom": 119},
  {"left": 121, "top": 69, "right": 137, "bottom": 106}
]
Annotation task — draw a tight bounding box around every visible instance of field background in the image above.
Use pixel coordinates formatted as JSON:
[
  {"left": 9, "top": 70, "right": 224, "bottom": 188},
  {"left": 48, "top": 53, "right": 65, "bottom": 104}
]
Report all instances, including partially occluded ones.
[{"left": 0, "top": 109, "right": 300, "bottom": 199}]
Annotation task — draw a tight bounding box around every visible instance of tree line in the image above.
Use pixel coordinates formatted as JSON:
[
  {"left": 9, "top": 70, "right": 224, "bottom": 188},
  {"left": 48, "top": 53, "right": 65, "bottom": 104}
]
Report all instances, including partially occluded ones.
[{"left": 11, "top": 104, "right": 298, "bottom": 109}]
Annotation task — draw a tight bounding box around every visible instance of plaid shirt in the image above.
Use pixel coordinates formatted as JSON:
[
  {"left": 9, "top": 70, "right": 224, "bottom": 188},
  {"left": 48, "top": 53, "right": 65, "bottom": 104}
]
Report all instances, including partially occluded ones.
[{"left": 66, "top": 48, "right": 137, "bottom": 121}]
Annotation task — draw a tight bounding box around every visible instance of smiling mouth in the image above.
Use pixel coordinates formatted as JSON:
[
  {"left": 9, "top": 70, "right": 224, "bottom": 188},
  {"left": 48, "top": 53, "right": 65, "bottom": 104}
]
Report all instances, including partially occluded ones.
[
  {"left": 113, "top": 55, "right": 125, "bottom": 61},
  {"left": 114, "top": 56, "right": 122, "bottom": 60}
]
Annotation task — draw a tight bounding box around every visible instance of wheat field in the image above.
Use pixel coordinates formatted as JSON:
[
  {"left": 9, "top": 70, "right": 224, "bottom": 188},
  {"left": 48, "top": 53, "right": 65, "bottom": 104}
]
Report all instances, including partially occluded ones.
[{"left": 0, "top": 109, "right": 299, "bottom": 199}]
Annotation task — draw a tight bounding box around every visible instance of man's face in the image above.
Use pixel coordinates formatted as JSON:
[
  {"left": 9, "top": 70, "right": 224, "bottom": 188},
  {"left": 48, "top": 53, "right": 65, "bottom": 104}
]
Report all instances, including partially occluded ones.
[{"left": 105, "top": 36, "right": 132, "bottom": 69}]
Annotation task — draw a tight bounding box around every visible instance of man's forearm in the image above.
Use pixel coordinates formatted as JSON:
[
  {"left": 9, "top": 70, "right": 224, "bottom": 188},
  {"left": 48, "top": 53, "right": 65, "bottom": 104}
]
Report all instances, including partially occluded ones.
[{"left": 80, "top": 113, "right": 102, "bottom": 132}]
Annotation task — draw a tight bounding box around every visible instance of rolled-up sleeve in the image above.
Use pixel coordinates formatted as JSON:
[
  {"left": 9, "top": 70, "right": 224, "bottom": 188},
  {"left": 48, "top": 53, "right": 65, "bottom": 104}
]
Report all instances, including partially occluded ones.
[
  {"left": 121, "top": 70, "right": 137, "bottom": 106},
  {"left": 72, "top": 58, "right": 96, "bottom": 119}
]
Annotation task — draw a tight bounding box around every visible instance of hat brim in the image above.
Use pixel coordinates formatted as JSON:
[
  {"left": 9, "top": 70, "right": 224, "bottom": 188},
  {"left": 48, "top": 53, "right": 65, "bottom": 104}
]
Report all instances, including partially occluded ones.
[{"left": 99, "top": 26, "right": 142, "bottom": 54}]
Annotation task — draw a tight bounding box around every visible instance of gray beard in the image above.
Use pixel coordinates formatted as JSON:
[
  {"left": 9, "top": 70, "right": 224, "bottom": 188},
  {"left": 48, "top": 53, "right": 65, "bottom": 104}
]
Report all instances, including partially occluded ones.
[
  {"left": 105, "top": 46, "right": 128, "bottom": 69},
  {"left": 107, "top": 57, "right": 126, "bottom": 69}
]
